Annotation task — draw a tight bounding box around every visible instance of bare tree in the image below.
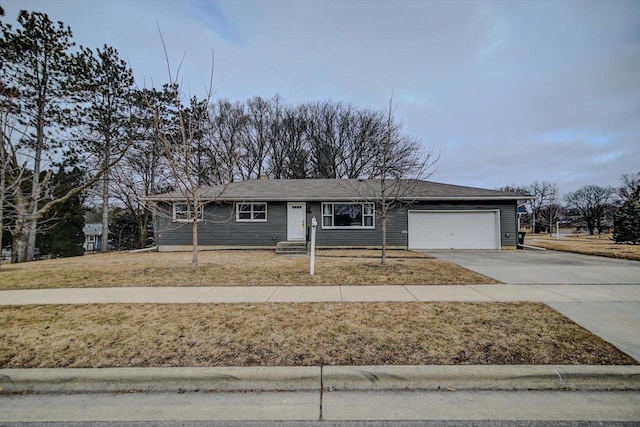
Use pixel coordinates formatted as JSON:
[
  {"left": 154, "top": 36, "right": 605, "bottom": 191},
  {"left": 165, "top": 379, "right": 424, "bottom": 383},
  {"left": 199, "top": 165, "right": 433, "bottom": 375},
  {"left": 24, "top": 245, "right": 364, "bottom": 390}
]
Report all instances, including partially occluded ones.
[
  {"left": 265, "top": 95, "right": 287, "bottom": 179},
  {"left": 541, "top": 183, "right": 559, "bottom": 235},
  {"left": 565, "top": 185, "right": 614, "bottom": 235},
  {"left": 523, "top": 181, "right": 557, "bottom": 233},
  {"left": 209, "top": 99, "right": 246, "bottom": 183},
  {"left": 305, "top": 101, "right": 342, "bottom": 178},
  {"left": 358, "top": 96, "right": 438, "bottom": 264},
  {"left": 340, "top": 108, "right": 385, "bottom": 179},
  {"left": 618, "top": 172, "right": 640, "bottom": 203},
  {"left": 239, "top": 96, "right": 271, "bottom": 180},
  {"left": 279, "top": 104, "right": 310, "bottom": 178},
  {"left": 110, "top": 87, "right": 174, "bottom": 249},
  {"left": 144, "top": 29, "right": 223, "bottom": 267}
]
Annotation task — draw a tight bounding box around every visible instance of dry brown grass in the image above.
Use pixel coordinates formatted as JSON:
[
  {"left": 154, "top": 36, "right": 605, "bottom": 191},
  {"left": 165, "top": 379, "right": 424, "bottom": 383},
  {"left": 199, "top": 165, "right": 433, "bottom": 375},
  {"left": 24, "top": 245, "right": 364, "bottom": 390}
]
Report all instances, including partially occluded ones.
[
  {"left": 0, "top": 250, "right": 497, "bottom": 290},
  {"left": 529, "top": 234, "right": 640, "bottom": 261},
  {"left": 0, "top": 302, "right": 634, "bottom": 368},
  {"left": 316, "top": 249, "right": 432, "bottom": 258}
]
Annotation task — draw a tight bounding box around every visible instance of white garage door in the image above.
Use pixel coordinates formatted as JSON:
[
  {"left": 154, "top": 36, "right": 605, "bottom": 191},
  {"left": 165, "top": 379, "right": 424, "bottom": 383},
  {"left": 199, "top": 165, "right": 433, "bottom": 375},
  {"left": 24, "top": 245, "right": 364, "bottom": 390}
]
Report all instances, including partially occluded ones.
[{"left": 408, "top": 210, "right": 500, "bottom": 250}]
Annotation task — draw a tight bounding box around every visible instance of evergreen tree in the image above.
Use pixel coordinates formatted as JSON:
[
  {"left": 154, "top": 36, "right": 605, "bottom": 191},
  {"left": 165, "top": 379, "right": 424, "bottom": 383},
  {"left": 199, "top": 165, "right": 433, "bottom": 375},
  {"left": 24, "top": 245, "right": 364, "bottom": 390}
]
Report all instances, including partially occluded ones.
[
  {"left": 613, "top": 199, "right": 640, "bottom": 244},
  {"left": 108, "top": 208, "right": 143, "bottom": 251},
  {"left": 72, "top": 44, "right": 134, "bottom": 253},
  {"left": 37, "top": 165, "right": 86, "bottom": 258},
  {"left": 0, "top": 10, "right": 77, "bottom": 262}
]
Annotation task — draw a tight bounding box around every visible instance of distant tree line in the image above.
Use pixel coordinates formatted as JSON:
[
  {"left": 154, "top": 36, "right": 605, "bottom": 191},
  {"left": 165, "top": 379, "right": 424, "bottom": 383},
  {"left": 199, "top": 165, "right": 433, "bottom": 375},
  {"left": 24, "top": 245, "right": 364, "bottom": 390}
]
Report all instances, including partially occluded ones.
[
  {"left": 1, "top": 9, "right": 431, "bottom": 263},
  {"left": 504, "top": 171, "right": 640, "bottom": 244}
]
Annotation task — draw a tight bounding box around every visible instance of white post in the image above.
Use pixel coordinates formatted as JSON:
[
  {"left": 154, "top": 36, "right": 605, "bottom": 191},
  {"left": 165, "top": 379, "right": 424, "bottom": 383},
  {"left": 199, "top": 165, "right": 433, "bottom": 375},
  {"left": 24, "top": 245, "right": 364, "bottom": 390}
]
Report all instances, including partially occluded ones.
[
  {"left": 310, "top": 216, "right": 317, "bottom": 276},
  {"left": 556, "top": 221, "right": 560, "bottom": 240}
]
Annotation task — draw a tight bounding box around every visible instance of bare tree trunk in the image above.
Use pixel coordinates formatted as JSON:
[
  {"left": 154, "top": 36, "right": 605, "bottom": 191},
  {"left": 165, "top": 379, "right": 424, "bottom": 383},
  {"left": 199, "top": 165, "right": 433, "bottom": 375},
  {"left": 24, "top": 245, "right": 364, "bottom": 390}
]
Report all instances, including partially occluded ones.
[
  {"left": 380, "top": 175, "right": 388, "bottom": 265},
  {"left": 0, "top": 137, "right": 5, "bottom": 268},
  {"left": 0, "top": 168, "right": 4, "bottom": 268},
  {"left": 101, "top": 170, "right": 109, "bottom": 253},
  {"left": 137, "top": 212, "right": 147, "bottom": 249},
  {"left": 11, "top": 228, "right": 27, "bottom": 263},
  {"left": 381, "top": 210, "right": 387, "bottom": 265},
  {"left": 191, "top": 217, "right": 198, "bottom": 267},
  {"left": 26, "top": 102, "right": 46, "bottom": 261},
  {"left": 11, "top": 195, "right": 30, "bottom": 263}
]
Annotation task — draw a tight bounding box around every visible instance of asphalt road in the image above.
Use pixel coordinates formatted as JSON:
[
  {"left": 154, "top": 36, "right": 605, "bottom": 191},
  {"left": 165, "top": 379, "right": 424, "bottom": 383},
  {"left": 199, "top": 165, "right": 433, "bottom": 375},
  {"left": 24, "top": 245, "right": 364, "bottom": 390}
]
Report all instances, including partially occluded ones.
[
  {"left": 1, "top": 421, "right": 639, "bottom": 427},
  {"left": 1, "top": 389, "right": 639, "bottom": 424}
]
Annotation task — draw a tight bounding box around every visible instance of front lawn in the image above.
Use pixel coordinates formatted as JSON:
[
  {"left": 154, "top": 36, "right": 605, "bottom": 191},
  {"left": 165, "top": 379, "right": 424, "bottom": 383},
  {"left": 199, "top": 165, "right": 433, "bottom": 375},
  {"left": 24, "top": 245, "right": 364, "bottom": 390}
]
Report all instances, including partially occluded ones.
[
  {"left": 529, "top": 234, "right": 640, "bottom": 261},
  {"left": 0, "top": 250, "right": 498, "bottom": 290},
  {"left": 0, "top": 302, "right": 634, "bottom": 368}
]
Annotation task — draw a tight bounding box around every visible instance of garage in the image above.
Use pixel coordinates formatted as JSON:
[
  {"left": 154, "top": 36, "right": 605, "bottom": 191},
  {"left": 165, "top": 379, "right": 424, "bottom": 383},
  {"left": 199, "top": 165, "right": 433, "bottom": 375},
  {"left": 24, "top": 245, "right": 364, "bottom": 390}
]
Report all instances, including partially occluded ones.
[{"left": 408, "top": 210, "right": 500, "bottom": 250}]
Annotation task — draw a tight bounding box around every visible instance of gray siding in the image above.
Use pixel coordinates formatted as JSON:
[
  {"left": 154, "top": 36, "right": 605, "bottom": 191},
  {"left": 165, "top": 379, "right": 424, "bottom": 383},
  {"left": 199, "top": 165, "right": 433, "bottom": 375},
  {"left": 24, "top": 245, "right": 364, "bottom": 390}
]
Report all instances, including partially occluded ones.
[
  {"left": 307, "top": 201, "right": 406, "bottom": 247},
  {"left": 157, "top": 201, "right": 287, "bottom": 247},
  {"left": 157, "top": 200, "right": 518, "bottom": 248}
]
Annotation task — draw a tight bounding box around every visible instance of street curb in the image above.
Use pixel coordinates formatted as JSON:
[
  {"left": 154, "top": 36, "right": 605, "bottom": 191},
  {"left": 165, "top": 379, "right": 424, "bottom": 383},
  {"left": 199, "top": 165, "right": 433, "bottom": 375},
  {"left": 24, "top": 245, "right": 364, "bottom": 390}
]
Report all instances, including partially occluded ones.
[
  {"left": 323, "top": 365, "right": 640, "bottom": 391},
  {"left": 0, "top": 367, "right": 320, "bottom": 393},
  {"left": 1, "top": 365, "right": 640, "bottom": 394}
]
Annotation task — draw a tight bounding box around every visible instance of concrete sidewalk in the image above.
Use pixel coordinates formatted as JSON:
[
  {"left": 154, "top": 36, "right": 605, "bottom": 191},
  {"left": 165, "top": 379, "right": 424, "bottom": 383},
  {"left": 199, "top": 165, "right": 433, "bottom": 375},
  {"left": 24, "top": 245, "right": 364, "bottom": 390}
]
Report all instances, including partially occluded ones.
[{"left": 2, "top": 283, "right": 640, "bottom": 305}]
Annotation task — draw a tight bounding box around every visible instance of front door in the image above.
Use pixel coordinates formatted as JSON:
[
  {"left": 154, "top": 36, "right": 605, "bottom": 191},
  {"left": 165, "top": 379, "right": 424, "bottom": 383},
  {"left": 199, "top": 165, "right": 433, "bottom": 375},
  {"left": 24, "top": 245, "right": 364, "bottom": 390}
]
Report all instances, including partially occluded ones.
[{"left": 287, "top": 202, "right": 306, "bottom": 241}]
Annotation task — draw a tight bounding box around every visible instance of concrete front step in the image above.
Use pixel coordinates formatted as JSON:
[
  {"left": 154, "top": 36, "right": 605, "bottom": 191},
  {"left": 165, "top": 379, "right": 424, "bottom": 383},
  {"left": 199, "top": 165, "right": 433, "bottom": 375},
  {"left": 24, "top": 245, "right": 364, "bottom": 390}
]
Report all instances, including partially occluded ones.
[{"left": 275, "top": 241, "right": 308, "bottom": 254}]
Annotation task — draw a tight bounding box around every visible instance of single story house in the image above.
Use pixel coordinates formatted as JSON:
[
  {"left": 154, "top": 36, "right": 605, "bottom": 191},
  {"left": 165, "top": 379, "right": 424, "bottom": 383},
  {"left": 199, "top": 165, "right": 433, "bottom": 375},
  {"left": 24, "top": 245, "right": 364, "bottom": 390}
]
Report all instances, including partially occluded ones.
[
  {"left": 82, "top": 223, "right": 103, "bottom": 252},
  {"left": 146, "top": 179, "right": 528, "bottom": 251}
]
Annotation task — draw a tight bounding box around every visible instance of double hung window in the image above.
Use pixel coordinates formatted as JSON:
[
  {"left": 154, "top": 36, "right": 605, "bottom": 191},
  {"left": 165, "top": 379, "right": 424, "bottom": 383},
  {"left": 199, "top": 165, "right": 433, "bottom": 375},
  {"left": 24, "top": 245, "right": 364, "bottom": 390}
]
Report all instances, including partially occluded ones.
[
  {"left": 172, "top": 203, "right": 204, "bottom": 222},
  {"left": 236, "top": 202, "right": 267, "bottom": 222}
]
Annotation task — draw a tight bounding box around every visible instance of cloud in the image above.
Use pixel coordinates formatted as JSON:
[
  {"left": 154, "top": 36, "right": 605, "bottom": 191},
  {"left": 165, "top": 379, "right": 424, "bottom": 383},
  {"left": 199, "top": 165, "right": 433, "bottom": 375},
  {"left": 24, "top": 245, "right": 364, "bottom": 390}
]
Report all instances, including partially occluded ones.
[{"left": 3, "top": 0, "right": 639, "bottom": 194}]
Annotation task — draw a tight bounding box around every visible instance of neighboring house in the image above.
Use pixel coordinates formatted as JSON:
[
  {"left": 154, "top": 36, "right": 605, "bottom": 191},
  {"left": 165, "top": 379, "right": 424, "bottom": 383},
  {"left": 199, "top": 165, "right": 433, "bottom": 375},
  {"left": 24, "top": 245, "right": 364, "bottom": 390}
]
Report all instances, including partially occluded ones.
[
  {"left": 83, "top": 224, "right": 103, "bottom": 252},
  {"left": 146, "top": 179, "right": 527, "bottom": 251}
]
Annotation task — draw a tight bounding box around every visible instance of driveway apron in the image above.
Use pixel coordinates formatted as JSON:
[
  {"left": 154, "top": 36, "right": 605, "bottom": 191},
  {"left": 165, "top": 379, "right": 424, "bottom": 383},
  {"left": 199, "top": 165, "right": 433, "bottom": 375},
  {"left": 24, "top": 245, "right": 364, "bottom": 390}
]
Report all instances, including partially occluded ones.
[{"left": 429, "top": 249, "right": 640, "bottom": 285}]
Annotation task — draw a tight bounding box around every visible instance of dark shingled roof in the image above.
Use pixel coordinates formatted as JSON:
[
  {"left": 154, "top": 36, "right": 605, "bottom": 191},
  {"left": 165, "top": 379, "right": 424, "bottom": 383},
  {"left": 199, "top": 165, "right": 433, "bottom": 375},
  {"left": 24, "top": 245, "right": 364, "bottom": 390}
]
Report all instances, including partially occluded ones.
[{"left": 147, "top": 179, "right": 529, "bottom": 202}]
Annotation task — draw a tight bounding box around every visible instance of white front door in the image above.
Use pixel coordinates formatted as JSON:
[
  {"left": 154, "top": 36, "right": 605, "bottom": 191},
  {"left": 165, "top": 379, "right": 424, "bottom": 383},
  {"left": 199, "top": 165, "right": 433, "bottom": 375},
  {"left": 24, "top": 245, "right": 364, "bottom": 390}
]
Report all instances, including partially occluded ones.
[{"left": 287, "top": 202, "right": 306, "bottom": 241}]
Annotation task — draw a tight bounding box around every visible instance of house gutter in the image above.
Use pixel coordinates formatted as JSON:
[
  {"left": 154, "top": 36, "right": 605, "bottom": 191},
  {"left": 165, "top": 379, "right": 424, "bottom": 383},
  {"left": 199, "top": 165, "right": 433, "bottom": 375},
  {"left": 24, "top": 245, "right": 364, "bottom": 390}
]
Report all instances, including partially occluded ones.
[{"left": 143, "top": 196, "right": 535, "bottom": 202}]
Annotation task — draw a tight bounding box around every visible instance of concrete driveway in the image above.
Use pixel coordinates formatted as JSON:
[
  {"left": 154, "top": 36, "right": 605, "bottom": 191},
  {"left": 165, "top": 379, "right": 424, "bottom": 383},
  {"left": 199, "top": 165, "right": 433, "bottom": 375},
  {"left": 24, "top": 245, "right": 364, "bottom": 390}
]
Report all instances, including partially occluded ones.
[
  {"left": 430, "top": 249, "right": 640, "bottom": 285},
  {"left": 431, "top": 249, "right": 640, "bottom": 362}
]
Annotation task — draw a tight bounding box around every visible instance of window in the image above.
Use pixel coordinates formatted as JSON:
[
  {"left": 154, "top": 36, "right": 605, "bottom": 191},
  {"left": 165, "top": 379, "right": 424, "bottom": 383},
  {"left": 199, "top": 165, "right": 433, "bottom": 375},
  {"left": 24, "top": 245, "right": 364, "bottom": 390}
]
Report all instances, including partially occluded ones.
[
  {"left": 321, "top": 202, "right": 375, "bottom": 229},
  {"left": 236, "top": 202, "right": 267, "bottom": 222},
  {"left": 172, "top": 202, "right": 204, "bottom": 222},
  {"left": 87, "top": 235, "right": 96, "bottom": 243}
]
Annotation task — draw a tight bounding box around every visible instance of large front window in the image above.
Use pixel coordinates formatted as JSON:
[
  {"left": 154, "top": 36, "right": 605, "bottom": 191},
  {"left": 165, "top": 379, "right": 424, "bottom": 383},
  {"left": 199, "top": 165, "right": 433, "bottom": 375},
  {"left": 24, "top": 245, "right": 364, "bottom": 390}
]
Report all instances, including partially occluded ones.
[
  {"left": 322, "top": 202, "right": 375, "bottom": 229},
  {"left": 173, "top": 202, "right": 204, "bottom": 222},
  {"left": 236, "top": 202, "right": 267, "bottom": 222}
]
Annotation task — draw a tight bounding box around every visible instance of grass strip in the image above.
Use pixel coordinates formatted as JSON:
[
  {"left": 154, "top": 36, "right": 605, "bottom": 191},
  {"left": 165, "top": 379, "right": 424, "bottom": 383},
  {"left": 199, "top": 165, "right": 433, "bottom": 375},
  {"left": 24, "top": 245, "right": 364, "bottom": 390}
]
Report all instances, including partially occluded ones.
[
  {"left": 0, "top": 302, "right": 634, "bottom": 368},
  {"left": 529, "top": 235, "right": 640, "bottom": 261},
  {"left": 0, "top": 250, "right": 497, "bottom": 290}
]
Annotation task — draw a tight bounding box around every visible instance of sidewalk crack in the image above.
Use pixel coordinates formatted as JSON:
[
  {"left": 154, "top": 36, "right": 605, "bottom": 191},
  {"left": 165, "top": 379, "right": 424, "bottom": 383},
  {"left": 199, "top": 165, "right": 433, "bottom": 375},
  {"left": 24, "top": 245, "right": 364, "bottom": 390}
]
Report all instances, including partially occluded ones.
[
  {"left": 403, "top": 286, "right": 419, "bottom": 301},
  {"left": 266, "top": 286, "right": 279, "bottom": 302},
  {"left": 465, "top": 284, "right": 497, "bottom": 301}
]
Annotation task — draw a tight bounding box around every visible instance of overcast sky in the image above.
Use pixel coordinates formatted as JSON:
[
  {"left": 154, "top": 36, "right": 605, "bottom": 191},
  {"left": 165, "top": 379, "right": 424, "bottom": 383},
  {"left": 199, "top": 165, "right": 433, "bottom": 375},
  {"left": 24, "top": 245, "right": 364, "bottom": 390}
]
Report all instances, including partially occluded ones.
[{"left": 4, "top": 0, "right": 639, "bottom": 195}]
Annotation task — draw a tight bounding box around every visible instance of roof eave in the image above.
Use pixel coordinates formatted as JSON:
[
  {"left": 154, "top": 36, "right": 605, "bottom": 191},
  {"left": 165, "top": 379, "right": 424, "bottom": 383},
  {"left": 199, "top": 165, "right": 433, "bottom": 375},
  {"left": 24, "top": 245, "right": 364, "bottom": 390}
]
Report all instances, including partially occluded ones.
[{"left": 145, "top": 195, "right": 531, "bottom": 202}]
